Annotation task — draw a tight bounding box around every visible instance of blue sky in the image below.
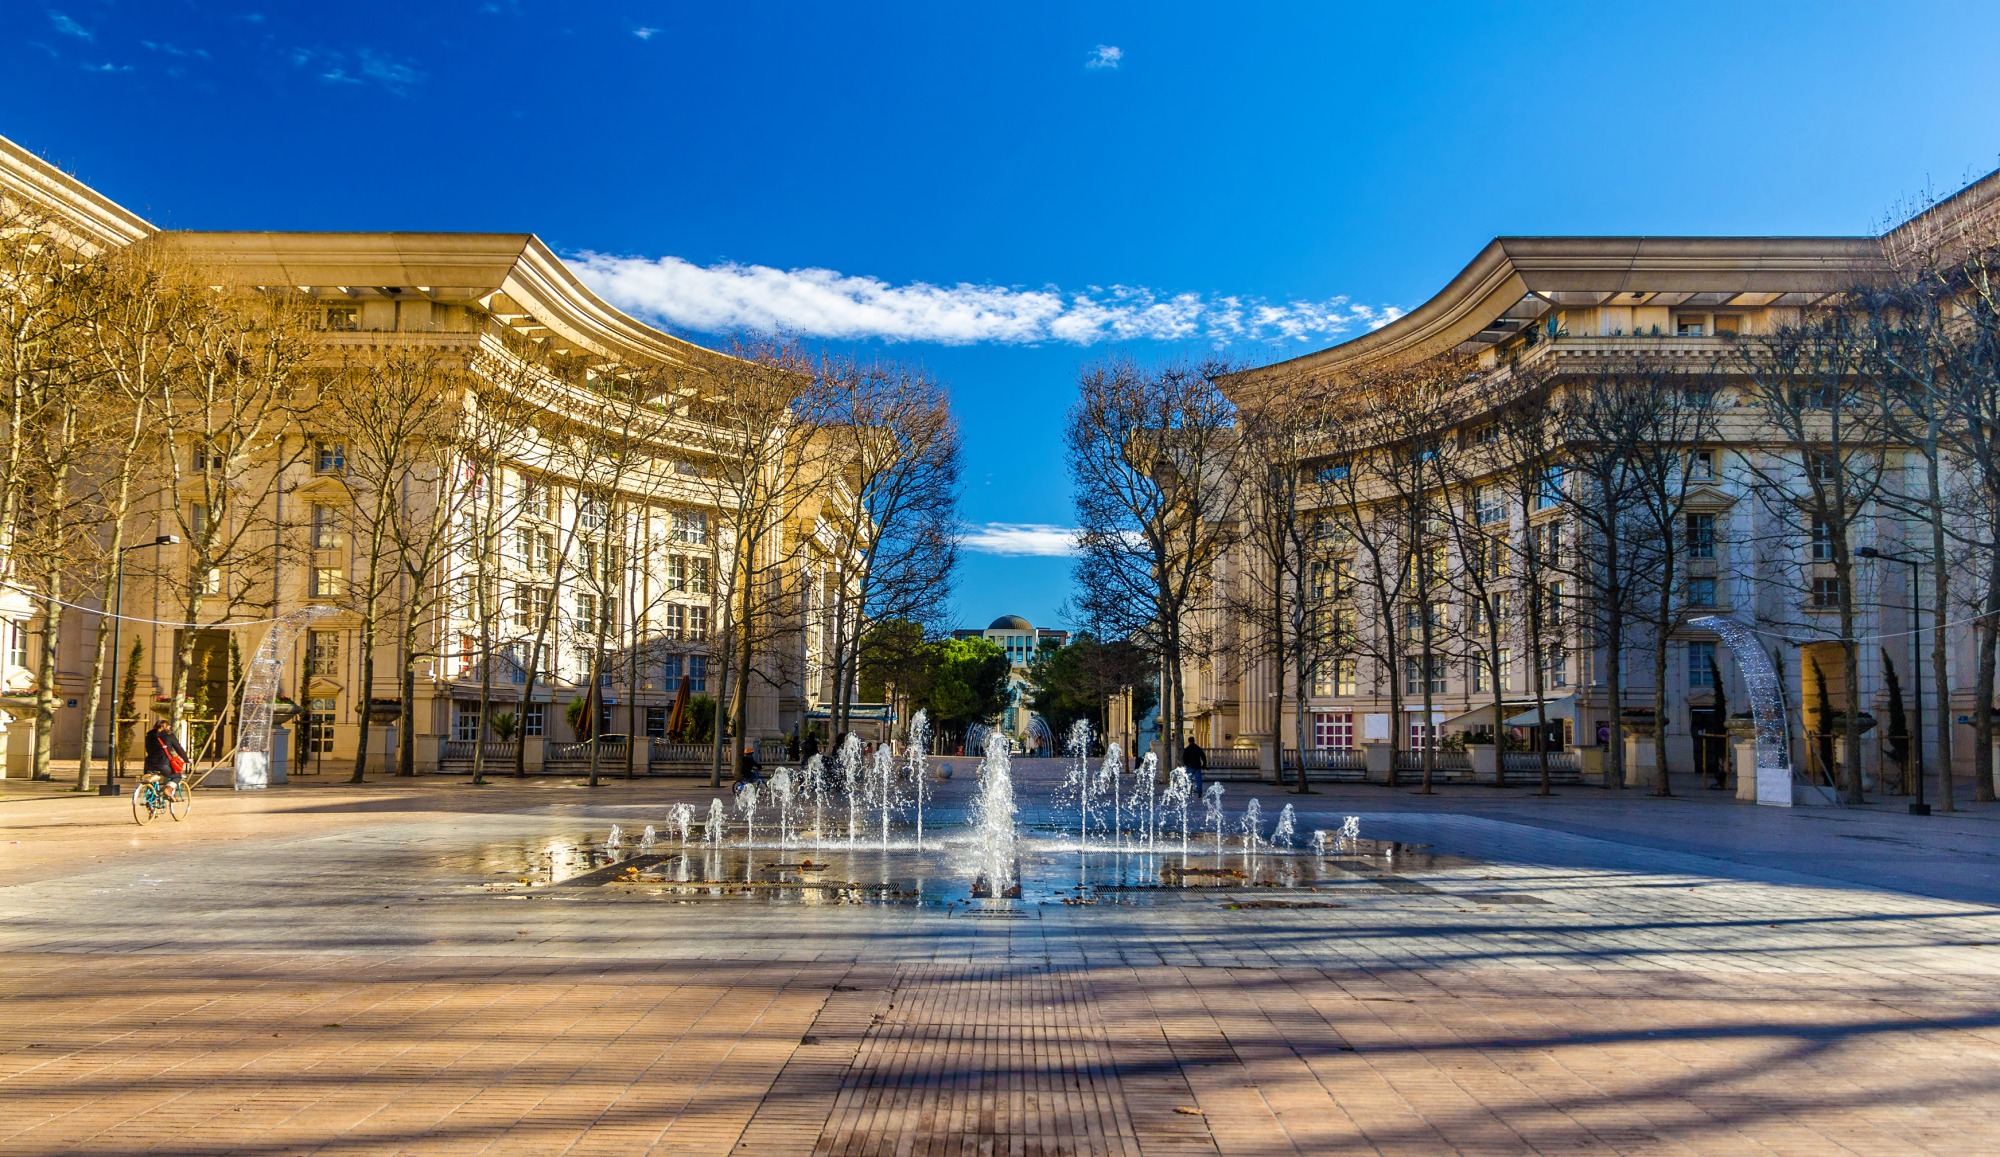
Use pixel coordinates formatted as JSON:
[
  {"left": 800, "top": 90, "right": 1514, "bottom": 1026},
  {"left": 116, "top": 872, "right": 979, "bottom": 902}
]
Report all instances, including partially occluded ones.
[{"left": 9, "top": 2, "right": 2000, "bottom": 630}]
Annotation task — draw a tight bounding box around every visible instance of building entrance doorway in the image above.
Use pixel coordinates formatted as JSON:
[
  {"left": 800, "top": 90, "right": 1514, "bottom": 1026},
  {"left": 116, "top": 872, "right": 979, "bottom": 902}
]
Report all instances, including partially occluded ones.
[{"left": 1690, "top": 706, "right": 1726, "bottom": 788}]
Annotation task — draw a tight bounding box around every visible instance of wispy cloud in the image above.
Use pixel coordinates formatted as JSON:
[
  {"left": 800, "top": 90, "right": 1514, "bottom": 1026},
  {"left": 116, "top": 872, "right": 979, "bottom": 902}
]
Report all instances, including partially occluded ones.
[
  {"left": 633, "top": 26, "right": 659, "bottom": 39},
  {"left": 358, "top": 48, "right": 423, "bottom": 93},
  {"left": 81, "top": 61, "right": 132, "bottom": 73},
  {"left": 962, "top": 524, "right": 1079, "bottom": 557},
  {"left": 569, "top": 252, "right": 1402, "bottom": 346},
  {"left": 1085, "top": 44, "right": 1121, "bottom": 69},
  {"left": 299, "top": 47, "right": 424, "bottom": 94},
  {"left": 48, "top": 10, "right": 91, "bottom": 40}
]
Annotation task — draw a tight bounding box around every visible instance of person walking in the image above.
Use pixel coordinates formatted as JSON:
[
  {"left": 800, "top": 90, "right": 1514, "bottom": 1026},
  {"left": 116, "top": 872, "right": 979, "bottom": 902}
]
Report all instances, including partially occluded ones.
[
  {"left": 1183, "top": 737, "right": 1207, "bottom": 796},
  {"left": 802, "top": 731, "right": 820, "bottom": 762}
]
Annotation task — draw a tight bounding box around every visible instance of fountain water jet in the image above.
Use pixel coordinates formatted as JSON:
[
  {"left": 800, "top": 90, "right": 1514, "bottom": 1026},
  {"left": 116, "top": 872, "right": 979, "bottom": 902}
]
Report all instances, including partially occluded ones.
[
  {"left": 965, "top": 728, "right": 1020, "bottom": 897},
  {"left": 1202, "top": 783, "right": 1226, "bottom": 853}
]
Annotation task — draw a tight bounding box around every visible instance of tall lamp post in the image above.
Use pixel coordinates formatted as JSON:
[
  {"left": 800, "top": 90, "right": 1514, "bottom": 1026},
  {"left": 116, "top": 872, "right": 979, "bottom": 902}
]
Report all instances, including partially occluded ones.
[
  {"left": 1858, "top": 546, "right": 1931, "bottom": 816},
  {"left": 97, "top": 535, "right": 180, "bottom": 797}
]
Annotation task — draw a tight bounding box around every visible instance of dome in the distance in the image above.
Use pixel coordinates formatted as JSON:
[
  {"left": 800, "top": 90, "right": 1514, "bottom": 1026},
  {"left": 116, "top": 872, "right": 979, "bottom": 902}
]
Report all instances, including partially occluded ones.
[{"left": 988, "top": 614, "right": 1032, "bottom": 631}]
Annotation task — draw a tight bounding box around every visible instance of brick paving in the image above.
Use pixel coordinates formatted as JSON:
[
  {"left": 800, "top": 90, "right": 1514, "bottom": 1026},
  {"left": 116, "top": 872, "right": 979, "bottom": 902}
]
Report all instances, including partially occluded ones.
[{"left": 2, "top": 765, "right": 1999, "bottom": 1154}]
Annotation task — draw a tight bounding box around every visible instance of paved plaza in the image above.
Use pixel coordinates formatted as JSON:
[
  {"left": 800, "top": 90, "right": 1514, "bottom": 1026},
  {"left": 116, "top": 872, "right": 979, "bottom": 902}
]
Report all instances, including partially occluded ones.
[{"left": 3, "top": 764, "right": 1999, "bottom": 1156}]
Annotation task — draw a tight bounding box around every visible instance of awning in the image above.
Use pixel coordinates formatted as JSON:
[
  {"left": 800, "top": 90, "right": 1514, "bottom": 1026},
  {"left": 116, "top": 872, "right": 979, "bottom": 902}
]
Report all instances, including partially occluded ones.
[
  {"left": 1440, "top": 700, "right": 1543, "bottom": 729},
  {"left": 1503, "top": 695, "right": 1578, "bottom": 727}
]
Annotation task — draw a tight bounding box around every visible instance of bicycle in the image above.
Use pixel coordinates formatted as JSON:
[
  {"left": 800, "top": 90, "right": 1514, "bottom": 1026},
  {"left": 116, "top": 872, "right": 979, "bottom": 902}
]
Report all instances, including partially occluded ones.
[{"left": 133, "top": 774, "right": 192, "bottom": 824}]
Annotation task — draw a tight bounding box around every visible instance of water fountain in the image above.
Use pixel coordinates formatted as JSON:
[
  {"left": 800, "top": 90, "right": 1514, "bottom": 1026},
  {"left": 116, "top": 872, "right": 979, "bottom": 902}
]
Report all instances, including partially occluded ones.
[
  {"left": 966, "top": 728, "right": 1019, "bottom": 897},
  {"left": 638, "top": 825, "right": 658, "bottom": 853},
  {"left": 1161, "top": 766, "right": 1191, "bottom": 854},
  {"left": 668, "top": 802, "right": 693, "bottom": 852},
  {"left": 705, "top": 798, "right": 727, "bottom": 849},
  {"left": 1133, "top": 752, "right": 1158, "bottom": 853},
  {"left": 1341, "top": 815, "right": 1361, "bottom": 852},
  {"left": 770, "top": 767, "right": 794, "bottom": 849},
  {"left": 800, "top": 754, "right": 825, "bottom": 843},
  {"left": 735, "top": 783, "right": 759, "bottom": 847},
  {"left": 869, "top": 742, "right": 897, "bottom": 849},
  {"left": 1062, "top": 721, "right": 1094, "bottom": 851},
  {"left": 837, "top": 734, "right": 863, "bottom": 843},
  {"left": 1202, "top": 783, "right": 1226, "bottom": 852},
  {"left": 1240, "top": 797, "right": 1262, "bottom": 853},
  {"left": 905, "top": 710, "right": 931, "bottom": 850},
  {"left": 1310, "top": 829, "right": 1328, "bottom": 856},
  {"left": 1271, "top": 804, "right": 1296, "bottom": 850},
  {"left": 1097, "top": 742, "right": 1124, "bottom": 852},
  {"left": 605, "top": 824, "right": 623, "bottom": 851}
]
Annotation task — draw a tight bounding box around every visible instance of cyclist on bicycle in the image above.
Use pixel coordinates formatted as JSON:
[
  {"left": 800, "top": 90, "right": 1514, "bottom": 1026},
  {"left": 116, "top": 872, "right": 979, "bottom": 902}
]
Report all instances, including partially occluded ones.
[
  {"left": 735, "top": 744, "right": 763, "bottom": 787},
  {"left": 143, "top": 720, "right": 188, "bottom": 787}
]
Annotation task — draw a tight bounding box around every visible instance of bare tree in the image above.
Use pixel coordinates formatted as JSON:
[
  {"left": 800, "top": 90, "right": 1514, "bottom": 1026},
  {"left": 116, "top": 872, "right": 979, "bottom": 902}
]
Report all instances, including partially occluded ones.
[
  {"left": 1068, "top": 355, "right": 1240, "bottom": 771},
  {"left": 816, "top": 358, "right": 961, "bottom": 740},
  {"left": 1736, "top": 312, "right": 1889, "bottom": 805}
]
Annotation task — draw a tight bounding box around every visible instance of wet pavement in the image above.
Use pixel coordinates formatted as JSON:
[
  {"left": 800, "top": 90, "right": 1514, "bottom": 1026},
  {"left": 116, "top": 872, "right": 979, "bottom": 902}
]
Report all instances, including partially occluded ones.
[{"left": 2, "top": 758, "right": 1999, "bottom": 1155}]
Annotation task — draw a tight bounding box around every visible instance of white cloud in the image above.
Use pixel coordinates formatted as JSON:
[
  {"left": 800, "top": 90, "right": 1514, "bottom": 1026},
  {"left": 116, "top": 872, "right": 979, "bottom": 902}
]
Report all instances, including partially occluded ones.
[
  {"left": 48, "top": 11, "right": 91, "bottom": 40},
  {"left": 569, "top": 252, "right": 1403, "bottom": 347},
  {"left": 1086, "top": 45, "right": 1121, "bottom": 69},
  {"left": 633, "top": 26, "right": 660, "bottom": 39},
  {"left": 81, "top": 61, "right": 132, "bottom": 72},
  {"left": 962, "top": 524, "right": 1080, "bottom": 557}
]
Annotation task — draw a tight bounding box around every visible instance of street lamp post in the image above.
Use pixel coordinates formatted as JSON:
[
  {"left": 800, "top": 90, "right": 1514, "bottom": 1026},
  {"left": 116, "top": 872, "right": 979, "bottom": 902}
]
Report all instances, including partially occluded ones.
[
  {"left": 97, "top": 535, "right": 180, "bottom": 797},
  {"left": 1858, "top": 546, "right": 1930, "bottom": 816}
]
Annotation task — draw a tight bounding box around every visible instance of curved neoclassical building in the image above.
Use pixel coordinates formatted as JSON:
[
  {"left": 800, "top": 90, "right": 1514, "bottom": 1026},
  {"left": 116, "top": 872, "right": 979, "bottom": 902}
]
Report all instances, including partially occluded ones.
[
  {"left": 1190, "top": 172, "right": 2000, "bottom": 798},
  {"left": 0, "top": 133, "right": 855, "bottom": 777}
]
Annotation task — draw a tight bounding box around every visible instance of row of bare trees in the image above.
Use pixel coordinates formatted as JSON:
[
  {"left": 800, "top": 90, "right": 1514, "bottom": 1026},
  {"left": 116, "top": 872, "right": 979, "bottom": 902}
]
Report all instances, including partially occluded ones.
[{"left": 0, "top": 208, "right": 961, "bottom": 790}]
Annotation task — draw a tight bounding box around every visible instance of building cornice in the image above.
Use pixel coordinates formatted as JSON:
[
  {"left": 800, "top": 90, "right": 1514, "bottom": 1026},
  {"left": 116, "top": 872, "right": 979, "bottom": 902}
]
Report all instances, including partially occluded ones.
[
  {"left": 0, "top": 133, "right": 155, "bottom": 254},
  {"left": 1227, "top": 234, "right": 1885, "bottom": 396}
]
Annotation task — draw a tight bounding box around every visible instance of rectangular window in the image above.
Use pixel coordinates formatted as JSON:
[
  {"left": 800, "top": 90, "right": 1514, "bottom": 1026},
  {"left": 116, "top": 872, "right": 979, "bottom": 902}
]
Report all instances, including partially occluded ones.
[
  {"left": 455, "top": 633, "right": 476, "bottom": 677},
  {"left": 1313, "top": 712, "right": 1354, "bottom": 750},
  {"left": 690, "top": 656, "right": 708, "bottom": 693},
  {"left": 307, "top": 697, "right": 337, "bottom": 753},
  {"left": 575, "top": 592, "right": 599, "bottom": 635},
  {"left": 1475, "top": 487, "right": 1507, "bottom": 525},
  {"left": 667, "top": 555, "right": 687, "bottom": 591},
  {"left": 687, "top": 606, "right": 709, "bottom": 641},
  {"left": 671, "top": 510, "right": 708, "bottom": 545},
  {"left": 190, "top": 504, "right": 211, "bottom": 542},
  {"left": 311, "top": 504, "right": 341, "bottom": 550},
  {"left": 663, "top": 604, "right": 686, "bottom": 638},
  {"left": 578, "top": 495, "right": 608, "bottom": 531},
  {"left": 1535, "top": 466, "right": 1564, "bottom": 511},
  {"left": 310, "top": 568, "right": 340, "bottom": 598},
  {"left": 521, "top": 481, "right": 554, "bottom": 520},
  {"left": 1312, "top": 461, "right": 1349, "bottom": 484},
  {"left": 6, "top": 620, "right": 27, "bottom": 669},
  {"left": 646, "top": 706, "right": 667, "bottom": 738},
  {"left": 524, "top": 703, "right": 545, "bottom": 737},
  {"left": 513, "top": 584, "right": 551, "bottom": 628},
  {"left": 1687, "top": 577, "right": 1717, "bottom": 607},
  {"left": 1542, "top": 646, "right": 1567, "bottom": 688},
  {"left": 454, "top": 704, "right": 482, "bottom": 742},
  {"left": 1812, "top": 576, "right": 1841, "bottom": 607},
  {"left": 315, "top": 442, "right": 345, "bottom": 473},
  {"left": 307, "top": 630, "right": 340, "bottom": 677},
  {"left": 1335, "top": 657, "right": 1357, "bottom": 697},
  {"left": 323, "top": 307, "right": 358, "bottom": 331},
  {"left": 1410, "top": 720, "right": 1433, "bottom": 751},
  {"left": 1810, "top": 517, "right": 1837, "bottom": 561},
  {"left": 1403, "top": 657, "right": 1445, "bottom": 695},
  {"left": 687, "top": 557, "right": 710, "bottom": 594},
  {"left": 1688, "top": 642, "right": 1718, "bottom": 688},
  {"left": 1676, "top": 316, "right": 1705, "bottom": 337},
  {"left": 1807, "top": 450, "right": 1839, "bottom": 481},
  {"left": 1473, "top": 650, "right": 1511, "bottom": 693},
  {"left": 1687, "top": 513, "right": 1716, "bottom": 559},
  {"left": 662, "top": 654, "right": 683, "bottom": 685},
  {"left": 1691, "top": 449, "right": 1716, "bottom": 479},
  {"left": 1712, "top": 314, "right": 1741, "bottom": 335}
]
